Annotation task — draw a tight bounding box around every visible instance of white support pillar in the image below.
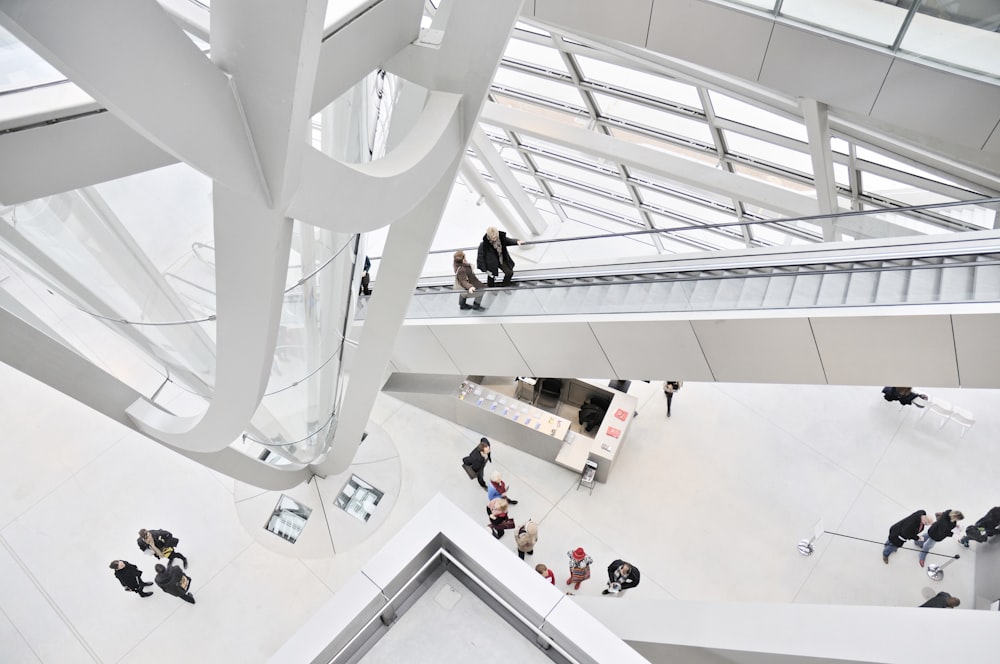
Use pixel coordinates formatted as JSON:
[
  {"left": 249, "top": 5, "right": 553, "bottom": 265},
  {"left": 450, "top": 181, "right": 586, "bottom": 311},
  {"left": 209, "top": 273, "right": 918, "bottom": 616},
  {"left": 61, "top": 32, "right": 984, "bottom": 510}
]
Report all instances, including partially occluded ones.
[
  {"left": 800, "top": 98, "right": 840, "bottom": 241},
  {"left": 470, "top": 128, "right": 547, "bottom": 236},
  {"left": 460, "top": 157, "right": 531, "bottom": 237}
]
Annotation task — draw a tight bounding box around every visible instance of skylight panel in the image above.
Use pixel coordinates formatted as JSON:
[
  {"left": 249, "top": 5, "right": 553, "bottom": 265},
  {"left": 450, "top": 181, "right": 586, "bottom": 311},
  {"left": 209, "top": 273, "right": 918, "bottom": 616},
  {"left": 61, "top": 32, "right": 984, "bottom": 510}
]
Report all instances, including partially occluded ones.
[
  {"left": 708, "top": 91, "right": 808, "bottom": 142},
  {"left": 503, "top": 37, "right": 569, "bottom": 74},
  {"left": 575, "top": 55, "right": 703, "bottom": 110},
  {"left": 593, "top": 93, "right": 713, "bottom": 145},
  {"left": 492, "top": 67, "right": 586, "bottom": 110},
  {"left": 724, "top": 131, "right": 814, "bottom": 176}
]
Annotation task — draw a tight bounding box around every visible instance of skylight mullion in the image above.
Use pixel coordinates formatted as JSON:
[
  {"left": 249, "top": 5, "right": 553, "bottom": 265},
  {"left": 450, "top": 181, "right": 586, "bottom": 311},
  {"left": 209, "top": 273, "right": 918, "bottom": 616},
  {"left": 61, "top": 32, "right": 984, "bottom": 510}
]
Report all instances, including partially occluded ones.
[{"left": 699, "top": 86, "right": 753, "bottom": 249}]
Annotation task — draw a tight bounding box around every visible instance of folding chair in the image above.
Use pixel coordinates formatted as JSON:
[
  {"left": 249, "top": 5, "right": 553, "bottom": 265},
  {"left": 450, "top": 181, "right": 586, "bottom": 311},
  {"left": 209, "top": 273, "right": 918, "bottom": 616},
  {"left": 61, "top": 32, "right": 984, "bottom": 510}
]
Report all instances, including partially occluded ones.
[{"left": 919, "top": 398, "right": 953, "bottom": 428}]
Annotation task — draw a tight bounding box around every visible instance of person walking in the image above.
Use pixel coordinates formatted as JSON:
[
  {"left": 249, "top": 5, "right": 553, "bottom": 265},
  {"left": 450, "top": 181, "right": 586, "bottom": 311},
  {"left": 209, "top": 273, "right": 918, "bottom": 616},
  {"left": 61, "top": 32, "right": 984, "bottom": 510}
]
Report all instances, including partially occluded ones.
[
  {"left": 514, "top": 520, "right": 538, "bottom": 560},
  {"left": 566, "top": 547, "right": 593, "bottom": 590},
  {"left": 663, "top": 381, "right": 682, "bottom": 418},
  {"left": 960, "top": 506, "right": 1000, "bottom": 547},
  {"left": 487, "top": 471, "right": 518, "bottom": 505},
  {"left": 109, "top": 560, "right": 154, "bottom": 598},
  {"left": 920, "top": 592, "right": 960, "bottom": 608},
  {"left": 154, "top": 562, "right": 195, "bottom": 604},
  {"left": 463, "top": 438, "right": 491, "bottom": 490},
  {"left": 137, "top": 528, "right": 189, "bottom": 568},
  {"left": 535, "top": 563, "right": 555, "bottom": 585},
  {"left": 882, "top": 509, "right": 930, "bottom": 564},
  {"left": 603, "top": 560, "right": 640, "bottom": 595},
  {"left": 487, "top": 497, "right": 510, "bottom": 539},
  {"left": 453, "top": 250, "right": 485, "bottom": 311},
  {"left": 359, "top": 255, "right": 372, "bottom": 296},
  {"left": 477, "top": 226, "right": 524, "bottom": 287},
  {"left": 918, "top": 510, "right": 964, "bottom": 567},
  {"left": 881, "top": 386, "right": 927, "bottom": 407}
]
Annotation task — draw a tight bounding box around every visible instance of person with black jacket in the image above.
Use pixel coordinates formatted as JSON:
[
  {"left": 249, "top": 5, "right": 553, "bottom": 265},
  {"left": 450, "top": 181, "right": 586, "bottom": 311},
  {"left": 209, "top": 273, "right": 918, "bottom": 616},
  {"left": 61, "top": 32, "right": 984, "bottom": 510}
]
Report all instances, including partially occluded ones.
[
  {"left": 477, "top": 226, "right": 524, "bottom": 286},
  {"left": 603, "top": 560, "right": 640, "bottom": 595},
  {"left": 463, "top": 438, "right": 491, "bottom": 489},
  {"left": 109, "top": 560, "right": 154, "bottom": 598},
  {"left": 882, "top": 509, "right": 930, "bottom": 563},
  {"left": 137, "top": 528, "right": 188, "bottom": 568},
  {"left": 960, "top": 506, "right": 1000, "bottom": 547},
  {"left": 920, "top": 591, "right": 960, "bottom": 608},
  {"left": 881, "top": 386, "right": 927, "bottom": 407},
  {"left": 154, "top": 562, "right": 195, "bottom": 604},
  {"left": 918, "top": 509, "right": 964, "bottom": 567},
  {"left": 359, "top": 255, "right": 372, "bottom": 296}
]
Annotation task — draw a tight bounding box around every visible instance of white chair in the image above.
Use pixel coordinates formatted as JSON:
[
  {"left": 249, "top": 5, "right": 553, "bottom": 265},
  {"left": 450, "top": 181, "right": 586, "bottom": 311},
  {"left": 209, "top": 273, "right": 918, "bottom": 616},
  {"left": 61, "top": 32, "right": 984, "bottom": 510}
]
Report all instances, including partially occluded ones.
[
  {"left": 947, "top": 407, "right": 976, "bottom": 438},
  {"left": 919, "top": 398, "right": 953, "bottom": 428}
]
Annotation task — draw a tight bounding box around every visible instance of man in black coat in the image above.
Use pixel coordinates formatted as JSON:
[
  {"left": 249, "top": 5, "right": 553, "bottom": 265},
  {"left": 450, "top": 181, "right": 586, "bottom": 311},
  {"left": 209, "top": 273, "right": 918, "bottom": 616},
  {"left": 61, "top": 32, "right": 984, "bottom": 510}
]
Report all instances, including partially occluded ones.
[
  {"left": 882, "top": 510, "right": 928, "bottom": 564},
  {"left": 920, "top": 591, "right": 960, "bottom": 608},
  {"left": 462, "top": 438, "right": 492, "bottom": 489},
  {"left": 137, "top": 528, "right": 189, "bottom": 568},
  {"left": 154, "top": 563, "right": 195, "bottom": 604},
  {"left": 110, "top": 560, "right": 154, "bottom": 598},
  {"left": 477, "top": 227, "right": 524, "bottom": 286},
  {"left": 960, "top": 506, "right": 1000, "bottom": 547},
  {"left": 603, "top": 560, "right": 640, "bottom": 595}
]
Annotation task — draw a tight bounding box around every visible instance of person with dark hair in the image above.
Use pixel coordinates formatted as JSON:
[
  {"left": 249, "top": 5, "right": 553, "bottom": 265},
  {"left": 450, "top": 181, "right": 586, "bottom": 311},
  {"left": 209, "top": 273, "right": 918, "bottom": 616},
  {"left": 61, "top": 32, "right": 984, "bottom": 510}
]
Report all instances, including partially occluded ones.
[
  {"left": 137, "top": 528, "right": 188, "bottom": 569},
  {"left": 918, "top": 510, "right": 964, "bottom": 567},
  {"left": 109, "top": 560, "right": 153, "bottom": 598},
  {"left": 881, "top": 386, "right": 927, "bottom": 407},
  {"left": 663, "top": 381, "right": 682, "bottom": 418},
  {"left": 960, "top": 506, "right": 1000, "bottom": 547},
  {"left": 359, "top": 255, "right": 372, "bottom": 296},
  {"left": 535, "top": 563, "right": 555, "bottom": 585},
  {"left": 477, "top": 226, "right": 524, "bottom": 286},
  {"left": 462, "top": 438, "right": 491, "bottom": 489},
  {"left": 154, "top": 562, "right": 195, "bottom": 604},
  {"left": 603, "top": 560, "right": 640, "bottom": 595},
  {"left": 882, "top": 509, "right": 930, "bottom": 564},
  {"left": 920, "top": 592, "right": 960, "bottom": 608},
  {"left": 453, "top": 250, "right": 485, "bottom": 311}
]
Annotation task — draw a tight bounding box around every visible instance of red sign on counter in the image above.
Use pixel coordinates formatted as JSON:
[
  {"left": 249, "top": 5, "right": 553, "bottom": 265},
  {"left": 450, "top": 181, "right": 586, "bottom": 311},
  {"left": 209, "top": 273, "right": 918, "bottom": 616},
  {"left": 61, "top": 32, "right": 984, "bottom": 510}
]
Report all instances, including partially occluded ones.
[
  {"left": 606, "top": 426, "right": 621, "bottom": 439},
  {"left": 614, "top": 408, "right": 628, "bottom": 421}
]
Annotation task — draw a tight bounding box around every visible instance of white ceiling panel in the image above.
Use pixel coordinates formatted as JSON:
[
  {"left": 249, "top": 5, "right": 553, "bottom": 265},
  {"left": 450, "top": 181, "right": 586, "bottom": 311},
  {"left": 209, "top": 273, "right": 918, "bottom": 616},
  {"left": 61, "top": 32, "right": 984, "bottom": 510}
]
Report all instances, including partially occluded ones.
[
  {"left": 982, "top": 120, "right": 1000, "bottom": 156},
  {"left": 951, "top": 314, "right": 1000, "bottom": 389},
  {"left": 590, "top": 320, "right": 714, "bottom": 380},
  {"left": 535, "top": 0, "right": 654, "bottom": 46},
  {"left": 502, "top": 321, "right": 615, "bottom": 377},
  {"left": 428, "top": 323, "right": 531, "bottom": 376},
  {"left": 391, "top": 325, "right": 459, "bottom": 374},
  {"left": 646, "top": 0, "right": 773, "bottom": 82},
  {"left": 759, "top": 25, "right": 892, "bottom": 116},
  {"left": 810, "top": 314, "right": 959, "bottom": 387},
  {"left": 870, "top": 59, "right": 1000, "bottom": 151},
  {"left": 691, "top": 317, "right": 826, "bottom": 384}
]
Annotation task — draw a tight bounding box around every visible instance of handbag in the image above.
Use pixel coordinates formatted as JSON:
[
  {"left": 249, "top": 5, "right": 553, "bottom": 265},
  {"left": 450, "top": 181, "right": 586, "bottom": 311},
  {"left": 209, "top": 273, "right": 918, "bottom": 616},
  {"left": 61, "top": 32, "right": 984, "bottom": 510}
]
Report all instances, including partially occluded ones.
[
  {"left": 461, "top": 461, "right": 477, "bottom": 480},
  {"left": 497, "top": 518, "right": 515, "bottom": 531},
  {"left": 178, "top": 574, "right": 190, "bottom": 591}
]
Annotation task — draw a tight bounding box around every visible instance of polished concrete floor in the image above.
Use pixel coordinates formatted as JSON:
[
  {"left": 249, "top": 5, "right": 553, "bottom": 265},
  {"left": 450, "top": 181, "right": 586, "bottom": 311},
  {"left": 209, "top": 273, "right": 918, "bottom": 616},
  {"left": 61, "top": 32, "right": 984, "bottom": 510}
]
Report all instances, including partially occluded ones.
[{"left": 1, "top": 364, "right": 997, "bottom": 663}]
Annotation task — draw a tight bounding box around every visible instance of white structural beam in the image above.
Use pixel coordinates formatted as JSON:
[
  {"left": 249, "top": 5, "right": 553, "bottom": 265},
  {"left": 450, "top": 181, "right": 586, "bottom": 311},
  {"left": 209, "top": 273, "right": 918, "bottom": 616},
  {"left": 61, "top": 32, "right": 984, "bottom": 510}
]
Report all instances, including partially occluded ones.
[
  {"left": 482, "top": 102, "right": 821, "bottom": 218},
  {"left": 801, "top": 98, "right": 841, "bottom": 241},
  {"left": 470, "top": 128, "right": 548, "bottom": 236},
  {"left": 289, "top": 92, "right": 464, "bottom": 231},
  {"left": 0, "top": 0, "right": 263, "bottom": 197},
  {"left": 314, "top": 0, "right": 523, "bottom": 477},
  {"left": 459, "top": 157, "right": 532, "bottom": 238}
]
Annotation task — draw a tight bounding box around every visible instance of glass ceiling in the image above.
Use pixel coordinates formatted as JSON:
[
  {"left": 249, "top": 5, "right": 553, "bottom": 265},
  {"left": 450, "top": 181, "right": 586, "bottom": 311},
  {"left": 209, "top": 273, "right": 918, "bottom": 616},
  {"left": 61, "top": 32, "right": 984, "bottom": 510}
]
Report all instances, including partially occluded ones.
[{"left": 456, "top": 17, "right": 1000, "bottom": 254}]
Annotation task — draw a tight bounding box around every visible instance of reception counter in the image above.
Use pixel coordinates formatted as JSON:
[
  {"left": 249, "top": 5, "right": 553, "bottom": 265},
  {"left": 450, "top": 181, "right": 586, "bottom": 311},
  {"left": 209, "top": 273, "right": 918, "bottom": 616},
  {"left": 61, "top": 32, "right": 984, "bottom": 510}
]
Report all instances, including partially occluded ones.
[{"left": 382, "top": 373, "right": 636, "bottom": 483}]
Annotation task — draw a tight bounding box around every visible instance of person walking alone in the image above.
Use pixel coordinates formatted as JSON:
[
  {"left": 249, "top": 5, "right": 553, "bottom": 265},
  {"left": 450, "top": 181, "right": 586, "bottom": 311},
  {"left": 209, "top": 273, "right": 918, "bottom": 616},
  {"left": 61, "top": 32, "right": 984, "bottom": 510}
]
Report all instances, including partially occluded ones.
[
  {"left": 882, "top": 509, "right": 930, "bottom": 564},
  {"left": 109, "top": 560, "right": 154, "bottom": 598},
  {"left": 154, "top": 562, "right": 195, "bottom": 604},
  {"left": 453, "top": 250, "right": 485, "bottom": 311},
  {"left": 463, "top": 438, "right": 491, "bottom": 490},
  {"left": 566, "top": 547, "right": 593, "bottom": 590},
  {"left": 477, "top": 226, "right": 524, "bottom": 287},
  {"left": 918, "top": 509, "right": 964, "bottom": 568},
  {"left": 663, "top": 381, "right": 682, "bottom": 418}
]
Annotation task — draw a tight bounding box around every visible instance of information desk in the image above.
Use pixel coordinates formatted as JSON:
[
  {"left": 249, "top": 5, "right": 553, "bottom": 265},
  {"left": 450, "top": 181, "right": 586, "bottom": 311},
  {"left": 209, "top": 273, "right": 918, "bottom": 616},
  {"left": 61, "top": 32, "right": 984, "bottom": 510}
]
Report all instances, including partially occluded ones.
[{"left": 381, "top": 373, "right": 636, "bottom": 483}]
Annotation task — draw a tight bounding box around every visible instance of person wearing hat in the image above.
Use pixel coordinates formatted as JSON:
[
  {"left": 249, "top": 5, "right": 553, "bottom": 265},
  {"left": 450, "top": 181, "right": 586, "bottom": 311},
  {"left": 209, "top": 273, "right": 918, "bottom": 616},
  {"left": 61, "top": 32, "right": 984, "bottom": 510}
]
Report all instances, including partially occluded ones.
[{"left": 566, "top": 547, "right": 593, "bottom": 590}]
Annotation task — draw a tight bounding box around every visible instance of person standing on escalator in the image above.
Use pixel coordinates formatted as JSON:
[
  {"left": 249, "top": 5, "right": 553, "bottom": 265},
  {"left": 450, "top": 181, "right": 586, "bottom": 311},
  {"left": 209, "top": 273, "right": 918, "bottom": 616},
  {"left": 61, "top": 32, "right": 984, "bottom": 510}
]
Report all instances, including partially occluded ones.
[
  {"left": 453, "top": 250, "right": 485, "bottom": 311},
  {"left": 477, "top": 226, "right": 524, "bottom": 287}
]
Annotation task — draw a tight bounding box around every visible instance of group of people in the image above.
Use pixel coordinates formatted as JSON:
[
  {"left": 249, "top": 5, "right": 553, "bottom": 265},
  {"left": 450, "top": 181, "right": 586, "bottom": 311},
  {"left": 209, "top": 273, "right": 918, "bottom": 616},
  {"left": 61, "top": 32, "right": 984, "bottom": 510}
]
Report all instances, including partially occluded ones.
[
  {"left": 453, "top": 226, "right": 525, "bottom": 311},
  {"left": 109, "top": 528, "right": 196, "bottom": 604},
  {"left": 462, "top": 437, "right": 640, "bottom": 597}
]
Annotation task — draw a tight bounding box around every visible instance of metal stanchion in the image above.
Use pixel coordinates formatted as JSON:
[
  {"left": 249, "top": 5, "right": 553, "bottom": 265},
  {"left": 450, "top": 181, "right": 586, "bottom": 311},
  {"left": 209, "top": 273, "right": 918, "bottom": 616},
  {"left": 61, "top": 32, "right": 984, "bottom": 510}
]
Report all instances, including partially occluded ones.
[
  {"left": 797, "top": 520, "right": 824, "bottom": 556},
  {"left": 926, "top": 554, "right": 960, "bottom": 581}
]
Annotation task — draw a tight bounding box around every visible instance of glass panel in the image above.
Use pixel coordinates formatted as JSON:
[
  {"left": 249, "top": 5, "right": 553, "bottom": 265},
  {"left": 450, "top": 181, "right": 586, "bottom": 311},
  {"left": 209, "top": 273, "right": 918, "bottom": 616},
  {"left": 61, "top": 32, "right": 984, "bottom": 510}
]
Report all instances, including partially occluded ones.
[
  {"left": 608, "top": 126, "right": 719, "bottom": 167},
  {"left": 631, "top": 167, "right": 732, "bottom": 205},
  {"left": 708, "top": 92, "right": 808, "bottom": 142},
  {"left": 531, "top": 154, "right": 628, "bottom": 195},
  {"left": 780, "top": 0, "right": 908, "bottom": 47},
  {"left": 855, "top": 146, "right": 971, "bottom": 189},
  {"left": 592, "top": 93, "right": 713, "bottom": 144},
  {"left": 504, "top": 37, "right": 569, "bottom": 74},
  {"left": 860, "top": 171, "right": 958, "bottom": 206},
  {"left": 492, "top": 94, "right": 591, "bottom": 128},
  {"left": 732, "top": 163, "right": 817, "bottom": 196},
  {"left": 831, "top": 137, "right": 851, "bottom": 155},
  {"left": 335, "top": 475, "right": 384, "bottom": 522},
  {"left": 0, "top": 25, "right": 67, "bottom": 93},
  {"left": 575, "top": 55, "right": 703, "bottom": 109},
  {"left": 639, "top": 187, "right": 737, "bottom": 225},
  {"left": 547, "top": 182, "right": 640, "bottom": 220},
  {"left": 833, "top": 162, "right": 851, "bottom": 187},
  {"left": 264, "top": 495, "right": 312, "bottom": 543},
  {"left": 492, "top": 67, "right": 585, "bottom": 109},
  {"left": 724, "top": 130, "right": 814, "bottom": 175},
  {"left": 902, "top": 3, "right": 1000, "bottom": 77}
]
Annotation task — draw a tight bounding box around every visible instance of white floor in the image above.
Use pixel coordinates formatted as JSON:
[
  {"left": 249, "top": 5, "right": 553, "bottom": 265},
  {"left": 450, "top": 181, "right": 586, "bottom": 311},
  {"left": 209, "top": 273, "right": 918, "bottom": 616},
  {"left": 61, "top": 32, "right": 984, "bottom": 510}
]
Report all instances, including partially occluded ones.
[{"left": 1, "top": 363, "right": 997, "bottom": 663}]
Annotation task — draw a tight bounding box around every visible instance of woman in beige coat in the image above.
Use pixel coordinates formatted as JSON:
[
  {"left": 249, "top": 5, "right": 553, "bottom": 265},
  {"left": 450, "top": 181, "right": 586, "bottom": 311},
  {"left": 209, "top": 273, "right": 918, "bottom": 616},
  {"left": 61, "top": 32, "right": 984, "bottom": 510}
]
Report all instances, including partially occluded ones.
[{"left": 515, "top": 520, "right": 538, "bottom": 560}]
